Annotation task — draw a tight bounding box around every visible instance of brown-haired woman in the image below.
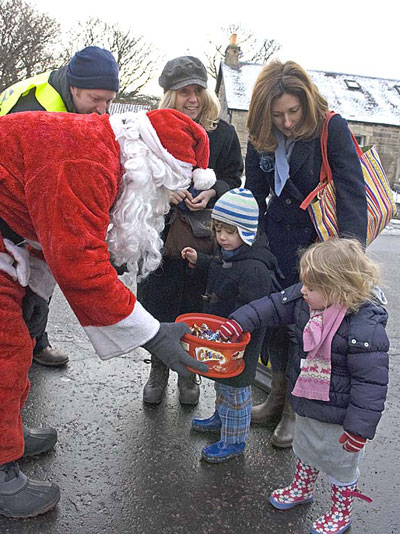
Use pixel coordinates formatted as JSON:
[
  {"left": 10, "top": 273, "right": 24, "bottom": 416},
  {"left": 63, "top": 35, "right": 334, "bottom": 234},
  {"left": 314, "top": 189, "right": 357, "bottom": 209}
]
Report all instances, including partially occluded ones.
[{"left": 245, "top": 60, "right": 367, "bottom": 448}]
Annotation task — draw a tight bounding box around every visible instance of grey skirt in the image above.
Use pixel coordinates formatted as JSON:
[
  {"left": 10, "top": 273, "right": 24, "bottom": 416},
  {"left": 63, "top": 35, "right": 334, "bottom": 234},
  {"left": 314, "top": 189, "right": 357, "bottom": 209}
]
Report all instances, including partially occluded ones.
[{"left": 293, "top": 415, "right": 365, "bottom": 484}]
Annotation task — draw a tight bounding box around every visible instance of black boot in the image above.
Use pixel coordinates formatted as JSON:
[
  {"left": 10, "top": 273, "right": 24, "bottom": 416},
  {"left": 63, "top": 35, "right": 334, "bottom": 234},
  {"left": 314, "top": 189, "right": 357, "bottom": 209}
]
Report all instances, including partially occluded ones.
[
  {"left": 271, "top": 397, "right": 295, "bottom": 448},
  {"left": 33, "top": 346, "right": 69, "bottom": 367},
  {"left": 178, "top": 373, "right": 200, "bottom": 405},
  {"left": 23, "top": 424, "right": 58, "bottom": 458},
  {"left": 251, "top": 371, "right": 287, "bottom": 424},
  {"left": 0, "top": 461, "right": 60, "bottom": 518},
  {"left": 143, "top": 356, "right": 170, "bottom": 404}
]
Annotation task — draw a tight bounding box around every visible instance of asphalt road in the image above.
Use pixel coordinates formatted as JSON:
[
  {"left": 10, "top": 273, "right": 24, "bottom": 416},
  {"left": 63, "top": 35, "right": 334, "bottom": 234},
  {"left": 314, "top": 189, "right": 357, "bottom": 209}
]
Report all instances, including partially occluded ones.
[{"left": 0, "top": 234, "right": 399, "bottom": 534}]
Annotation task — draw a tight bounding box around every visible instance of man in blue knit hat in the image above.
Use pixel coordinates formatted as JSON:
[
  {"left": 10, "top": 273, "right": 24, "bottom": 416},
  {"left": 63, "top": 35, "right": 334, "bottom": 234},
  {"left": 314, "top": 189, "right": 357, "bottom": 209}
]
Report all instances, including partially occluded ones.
[
  {"left": 0, "top": 46, "right": 119, "bottom": 463},
  {"left": 0, "top": 46, "right": 119, "bottom": 117},
  {"left": 0, "top": 45, "right": 119, "bottom": 367}
]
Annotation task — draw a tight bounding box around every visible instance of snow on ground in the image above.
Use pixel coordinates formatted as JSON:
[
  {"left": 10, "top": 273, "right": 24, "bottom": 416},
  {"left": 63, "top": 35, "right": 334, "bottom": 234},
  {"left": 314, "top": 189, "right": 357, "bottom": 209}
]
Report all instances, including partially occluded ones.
[{"left": 382, "top": 217, "right": 400, "bottom": 236}]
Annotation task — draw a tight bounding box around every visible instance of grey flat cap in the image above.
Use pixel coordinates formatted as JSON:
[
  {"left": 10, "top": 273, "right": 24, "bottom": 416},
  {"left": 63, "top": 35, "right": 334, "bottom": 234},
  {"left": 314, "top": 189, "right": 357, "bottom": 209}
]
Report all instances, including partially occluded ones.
[{"left": 159, "top": 56, "right": 208, "bottom": 92}]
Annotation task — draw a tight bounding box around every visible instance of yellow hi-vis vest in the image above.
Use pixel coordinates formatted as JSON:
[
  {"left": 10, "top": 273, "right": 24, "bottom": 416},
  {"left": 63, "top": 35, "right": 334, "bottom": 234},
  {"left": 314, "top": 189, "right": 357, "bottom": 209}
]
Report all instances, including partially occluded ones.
[{"left": 0, "top": 72, "right": 67, "bottom": 116}]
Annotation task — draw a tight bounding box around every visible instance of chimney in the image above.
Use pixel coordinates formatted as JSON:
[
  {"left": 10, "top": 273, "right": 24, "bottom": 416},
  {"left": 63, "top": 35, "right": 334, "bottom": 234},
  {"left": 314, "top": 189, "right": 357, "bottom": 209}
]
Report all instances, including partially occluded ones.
[{"left": 224, "top": 34, "right": 240, "bottom": 68}]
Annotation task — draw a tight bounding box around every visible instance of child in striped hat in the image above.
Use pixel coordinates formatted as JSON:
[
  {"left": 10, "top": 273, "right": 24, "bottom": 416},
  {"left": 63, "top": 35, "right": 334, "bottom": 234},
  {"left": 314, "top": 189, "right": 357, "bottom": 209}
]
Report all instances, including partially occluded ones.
[{"left": 182, "top": 187, "right": 280, "bottom": 463}]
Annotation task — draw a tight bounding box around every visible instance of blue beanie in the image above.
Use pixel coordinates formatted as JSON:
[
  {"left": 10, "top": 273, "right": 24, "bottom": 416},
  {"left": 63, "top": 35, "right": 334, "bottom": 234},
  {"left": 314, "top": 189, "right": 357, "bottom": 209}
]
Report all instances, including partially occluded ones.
[
  {"left": 212, "top": 188, "right": 259, "bottom": 246},
  {"left": 67, "top": 46, "right": 119, "bottom": 92}
]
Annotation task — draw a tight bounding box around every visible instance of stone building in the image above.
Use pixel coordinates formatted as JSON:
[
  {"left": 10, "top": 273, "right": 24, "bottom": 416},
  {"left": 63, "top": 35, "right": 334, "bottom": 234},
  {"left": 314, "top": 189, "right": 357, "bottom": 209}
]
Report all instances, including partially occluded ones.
[{"left": 216, "top": 42, "right": 400, "bottom": 186}]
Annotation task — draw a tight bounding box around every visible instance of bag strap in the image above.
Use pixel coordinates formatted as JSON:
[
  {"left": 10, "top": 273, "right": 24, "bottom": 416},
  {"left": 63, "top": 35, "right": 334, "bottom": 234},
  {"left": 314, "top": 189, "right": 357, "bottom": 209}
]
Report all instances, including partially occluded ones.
[
  {"left": 300, "top": 111, "right": 364, "bottom": 210},
  {"left": 300, "top": 111, "right": 336, "bottom": 210}
]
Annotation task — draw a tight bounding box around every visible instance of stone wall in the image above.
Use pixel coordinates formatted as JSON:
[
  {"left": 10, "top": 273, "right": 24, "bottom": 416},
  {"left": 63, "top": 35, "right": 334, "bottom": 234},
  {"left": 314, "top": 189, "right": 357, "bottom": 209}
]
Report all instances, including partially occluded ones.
[
  {"left": 349, "top": 121, "right": 400, "bottom": 185},
  {"left": 225, "top": 109, "right": 400, "bottom": 186}
]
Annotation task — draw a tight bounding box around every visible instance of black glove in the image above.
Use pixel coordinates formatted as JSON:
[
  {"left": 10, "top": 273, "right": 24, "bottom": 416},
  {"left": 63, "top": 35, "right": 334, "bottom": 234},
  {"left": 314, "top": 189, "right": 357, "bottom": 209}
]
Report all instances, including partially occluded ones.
[
  {"left": 143, "top": 323, "right": 209, "bottom": 377},
  {"left": 22, "top": 287, "right": 49, "bottom": 339}
]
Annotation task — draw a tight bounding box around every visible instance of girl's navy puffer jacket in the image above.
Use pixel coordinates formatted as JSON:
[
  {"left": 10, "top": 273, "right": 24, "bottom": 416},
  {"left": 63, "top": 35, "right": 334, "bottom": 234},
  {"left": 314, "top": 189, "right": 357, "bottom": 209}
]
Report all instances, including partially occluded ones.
[{"left": 231, "top": 283, "right": 389, "bottom": 439}]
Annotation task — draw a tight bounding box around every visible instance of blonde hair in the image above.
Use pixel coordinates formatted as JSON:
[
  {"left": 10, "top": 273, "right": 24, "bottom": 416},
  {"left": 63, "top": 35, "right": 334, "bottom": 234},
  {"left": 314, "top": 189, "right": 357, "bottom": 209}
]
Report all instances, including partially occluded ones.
[
  {"left": 299, "top": 238, "right": 380, "bottom": 312},
  {"left": 159, "top": 87, "right": 220, "bottom": 131},
  {"left": 247, "top": 60, "right": 329, "bottom": 152}
]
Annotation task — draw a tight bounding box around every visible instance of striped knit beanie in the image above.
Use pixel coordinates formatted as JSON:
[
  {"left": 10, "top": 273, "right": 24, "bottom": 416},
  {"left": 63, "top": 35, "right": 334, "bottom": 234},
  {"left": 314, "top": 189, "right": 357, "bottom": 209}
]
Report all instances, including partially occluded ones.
[{"left": 212, "top": 188, "right": 259, "bottom": 246}]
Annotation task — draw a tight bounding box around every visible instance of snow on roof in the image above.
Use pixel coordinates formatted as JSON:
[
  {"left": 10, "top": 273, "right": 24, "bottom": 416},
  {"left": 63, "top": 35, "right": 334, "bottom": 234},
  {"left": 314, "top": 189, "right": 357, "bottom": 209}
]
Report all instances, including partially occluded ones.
[
  {"left": 220, "top": 62, "right": 400, "bottom": 127},
  {"left": 109, "top": 102, "right": 150, "bottom": 115}
]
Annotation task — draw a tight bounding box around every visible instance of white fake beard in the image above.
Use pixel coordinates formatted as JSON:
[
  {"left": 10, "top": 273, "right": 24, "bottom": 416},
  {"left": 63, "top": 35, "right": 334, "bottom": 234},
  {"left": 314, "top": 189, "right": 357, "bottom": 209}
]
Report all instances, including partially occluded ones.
[{"left": 107, "top": 117, "right": 191, "bottom": 283}]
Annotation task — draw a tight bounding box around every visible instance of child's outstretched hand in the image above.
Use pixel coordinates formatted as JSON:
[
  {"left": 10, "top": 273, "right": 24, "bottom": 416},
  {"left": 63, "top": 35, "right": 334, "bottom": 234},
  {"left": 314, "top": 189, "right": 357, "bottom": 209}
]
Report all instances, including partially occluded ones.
[
  {"left": 339, "top": 431, "right": 367, "bottom": 453},
  {"left": 181, "top": 247, "right": 198, "bottom": 267},
  {"left": 219, "top": 319, "right": 244, "bottom": 342}
]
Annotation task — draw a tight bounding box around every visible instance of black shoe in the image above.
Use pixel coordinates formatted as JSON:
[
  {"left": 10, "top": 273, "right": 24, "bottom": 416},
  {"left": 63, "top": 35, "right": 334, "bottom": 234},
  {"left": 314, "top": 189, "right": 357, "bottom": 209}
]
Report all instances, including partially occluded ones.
[
  {"left": 178, "top": 374, "right": 200, "bottom": 405},
  {"left": 143, "top": 357, "right": 170, "bottom": 404},
  {"left": 0, "top": 461, "right": 60, "bottom": 518},
  {"left": 23, "top": 425, "right": 58, "bottom": 458},
  {"left": 33, "top": 346, "right": 69, "bottom": 367}
]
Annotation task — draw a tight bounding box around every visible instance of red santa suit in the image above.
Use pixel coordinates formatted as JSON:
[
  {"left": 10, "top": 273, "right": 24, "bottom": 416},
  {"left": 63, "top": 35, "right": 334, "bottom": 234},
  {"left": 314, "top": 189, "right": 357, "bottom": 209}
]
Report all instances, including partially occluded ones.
[{"left": 0, "top": 109, "right": 215, "bottom": 463}]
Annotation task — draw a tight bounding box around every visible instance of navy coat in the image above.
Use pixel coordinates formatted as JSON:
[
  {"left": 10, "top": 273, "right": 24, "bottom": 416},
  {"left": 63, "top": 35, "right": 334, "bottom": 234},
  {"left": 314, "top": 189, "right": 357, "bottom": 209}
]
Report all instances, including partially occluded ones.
[
  {"left": 245, "top": 114, "right": 368, "bottom": 287},
  {"left": 230, "top": 284, "right": 389, "bottom": 439}
]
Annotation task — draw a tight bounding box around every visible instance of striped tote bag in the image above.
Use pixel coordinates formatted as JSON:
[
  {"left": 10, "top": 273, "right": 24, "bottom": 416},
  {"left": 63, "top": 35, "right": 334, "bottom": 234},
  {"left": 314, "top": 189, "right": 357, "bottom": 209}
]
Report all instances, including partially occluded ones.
[{"left": 300, "top": 111, "right": 397, "bottom": 246}]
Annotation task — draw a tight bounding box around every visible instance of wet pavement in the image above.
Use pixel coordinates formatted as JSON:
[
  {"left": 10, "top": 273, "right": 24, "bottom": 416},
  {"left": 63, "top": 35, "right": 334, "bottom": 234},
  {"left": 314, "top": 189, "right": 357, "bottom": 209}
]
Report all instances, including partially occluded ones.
[{"left": 1, "top": 234, "right": 399, "bottom": 534}]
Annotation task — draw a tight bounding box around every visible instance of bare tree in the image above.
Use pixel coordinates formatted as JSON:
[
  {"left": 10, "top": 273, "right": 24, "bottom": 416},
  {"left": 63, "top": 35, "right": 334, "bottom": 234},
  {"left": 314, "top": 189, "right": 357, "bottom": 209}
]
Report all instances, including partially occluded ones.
[
  {"left": 0, "top": 0, "right": 62, "bottom": 91},
  {"left": 63, "top": 18, "right": 159, "bottom": 96},
  {"left": 206, "top": 24, "right": 281, "bottom": 79}
]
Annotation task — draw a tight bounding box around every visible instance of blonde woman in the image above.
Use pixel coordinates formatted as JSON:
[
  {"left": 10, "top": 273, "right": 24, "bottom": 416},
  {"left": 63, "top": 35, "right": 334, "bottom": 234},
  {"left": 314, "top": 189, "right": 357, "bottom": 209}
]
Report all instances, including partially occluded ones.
[
  {"left": 139, "top": 56, "right": 244, "bottom": 406},
  {"left": 245, "top": 60, "right": 368, "bottom": 447}
]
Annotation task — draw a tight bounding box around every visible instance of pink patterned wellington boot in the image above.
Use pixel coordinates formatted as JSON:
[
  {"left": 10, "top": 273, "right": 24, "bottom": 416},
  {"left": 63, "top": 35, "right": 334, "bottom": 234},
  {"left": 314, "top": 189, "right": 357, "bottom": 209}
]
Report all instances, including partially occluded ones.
[
  {"left": 311, "top": 482, "right": 372, "bottom": 534},
  {"left": 269, "top": 458, "right": 319, "bottom": 510}
]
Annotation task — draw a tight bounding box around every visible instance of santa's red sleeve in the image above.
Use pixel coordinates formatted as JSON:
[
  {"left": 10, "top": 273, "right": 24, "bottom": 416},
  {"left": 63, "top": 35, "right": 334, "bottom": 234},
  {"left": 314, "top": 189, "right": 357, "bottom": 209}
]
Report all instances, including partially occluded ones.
[
  {"left": 0, "top": 110, "right": 161, "bottom": 360},
  {"left": 24, "top": 156, "right": 159, "bottom": 359},
  {"left": 0, "top": 112, "right": 160, "bottom": 358}
]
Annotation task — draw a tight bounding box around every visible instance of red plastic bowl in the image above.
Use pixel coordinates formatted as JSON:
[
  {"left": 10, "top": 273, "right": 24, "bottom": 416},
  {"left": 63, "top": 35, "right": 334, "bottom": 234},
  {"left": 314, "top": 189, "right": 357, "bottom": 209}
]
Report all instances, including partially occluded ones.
[{"left": 175, "top": 313, "right": 251, "bottom": 378}]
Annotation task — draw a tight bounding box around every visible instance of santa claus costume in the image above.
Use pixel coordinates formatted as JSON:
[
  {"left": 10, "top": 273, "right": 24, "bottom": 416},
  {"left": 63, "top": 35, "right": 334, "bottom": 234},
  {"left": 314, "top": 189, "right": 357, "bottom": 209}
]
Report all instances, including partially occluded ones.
[{"left": 0, "top": 108, "right": 212, "bottom": 518}]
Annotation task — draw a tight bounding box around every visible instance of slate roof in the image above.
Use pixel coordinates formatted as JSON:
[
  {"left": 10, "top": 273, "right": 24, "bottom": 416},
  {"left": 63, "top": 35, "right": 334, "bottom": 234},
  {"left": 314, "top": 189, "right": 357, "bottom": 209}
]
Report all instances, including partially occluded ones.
[{"left": 217, "top": 62, "right": 400, "bottom": 127}]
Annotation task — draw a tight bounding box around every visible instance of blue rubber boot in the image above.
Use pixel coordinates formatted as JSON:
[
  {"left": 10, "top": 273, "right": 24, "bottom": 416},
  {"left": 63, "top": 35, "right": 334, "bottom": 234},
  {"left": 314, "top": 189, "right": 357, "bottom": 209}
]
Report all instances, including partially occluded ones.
[
  {"left": 192, "top": 412, "right": 222, "bottom": 434},
  {"left": 201, "top": 440, "right": 245, "bottom": 463}
]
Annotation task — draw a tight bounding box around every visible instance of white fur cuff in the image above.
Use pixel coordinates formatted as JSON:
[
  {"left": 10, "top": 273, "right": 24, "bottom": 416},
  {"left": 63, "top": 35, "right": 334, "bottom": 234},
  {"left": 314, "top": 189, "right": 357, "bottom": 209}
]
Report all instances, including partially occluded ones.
[
  {"left": 192, "top": 167, "right": 216, "bottom": 190},
  {"left": 83, "top": 301, "right": 160, "bottom": 360}
]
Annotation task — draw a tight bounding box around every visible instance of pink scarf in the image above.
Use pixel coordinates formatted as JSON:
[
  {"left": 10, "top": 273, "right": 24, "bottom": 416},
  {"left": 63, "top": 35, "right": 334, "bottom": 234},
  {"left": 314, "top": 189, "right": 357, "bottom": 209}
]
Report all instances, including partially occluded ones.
[{"left": 292, "top": 305, "right": 347, "bottom": 401}]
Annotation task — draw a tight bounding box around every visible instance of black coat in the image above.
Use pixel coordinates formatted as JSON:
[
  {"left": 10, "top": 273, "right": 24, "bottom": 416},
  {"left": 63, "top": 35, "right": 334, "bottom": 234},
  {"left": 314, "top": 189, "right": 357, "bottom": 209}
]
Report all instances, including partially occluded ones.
[
  {"left": 231, "top": 283, "right": 389, "bottom": 438},
  {"left": 196, "top": 234, "right": 278, "bottom": 387},
  {"left": 245, "top": 114, "right": 368, "bottom": 287},
  {"left": 208, "top": 119, "right": 244, "bottom": 199},
  {"left": 198, "top": 233, "right": 277, "bottom": 317},
  {"left": 7, "top": 66, "right": 75, "bottom": 114}
]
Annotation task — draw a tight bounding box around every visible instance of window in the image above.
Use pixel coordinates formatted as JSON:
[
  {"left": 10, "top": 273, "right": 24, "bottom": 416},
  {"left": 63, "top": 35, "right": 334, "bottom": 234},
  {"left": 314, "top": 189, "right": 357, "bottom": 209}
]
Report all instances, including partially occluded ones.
[
  {"left": 345, "top": 79, "right": 361, "bottom": 90},
  {"left": 354, "top": 134, "right": 366, "bottom": 146}
]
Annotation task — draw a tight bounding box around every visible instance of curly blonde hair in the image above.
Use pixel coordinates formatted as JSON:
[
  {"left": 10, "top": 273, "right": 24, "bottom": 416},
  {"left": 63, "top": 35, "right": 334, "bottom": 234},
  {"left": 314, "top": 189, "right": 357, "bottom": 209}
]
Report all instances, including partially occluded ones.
[
  {"left": 247, "top": 60, "right": 329, "bottom": 152},
  {"left": 299, "top": 238, "right": 380, "bottom": 312},
  {"left": 159, "top": 88, "right": 220, "bottom": 132}
]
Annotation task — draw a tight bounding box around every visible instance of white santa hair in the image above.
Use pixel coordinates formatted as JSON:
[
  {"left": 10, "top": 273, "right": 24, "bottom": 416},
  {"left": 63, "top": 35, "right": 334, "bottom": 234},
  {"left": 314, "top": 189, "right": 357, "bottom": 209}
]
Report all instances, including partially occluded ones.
[{"left": 107, "top": 109, "right": 216, "bottom": 282}]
